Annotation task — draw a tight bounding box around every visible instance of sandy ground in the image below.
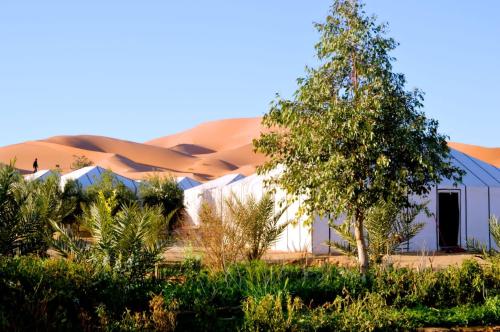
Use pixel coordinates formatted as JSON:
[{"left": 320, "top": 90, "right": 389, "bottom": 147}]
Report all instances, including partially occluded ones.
[{"left": 162, "top": 244, "right": 486, "bottom": 270}]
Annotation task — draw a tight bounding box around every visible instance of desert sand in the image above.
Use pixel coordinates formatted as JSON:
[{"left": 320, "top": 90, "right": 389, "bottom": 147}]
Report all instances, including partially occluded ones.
[
  {"left": 0, "top": 117, "right": 497, "bottom": 181},
  {"left": 448, "top": 142, "right": 500, "bottom": 167},
  {"left": 0, "top": 117, "right": 268, "bottom": 181}
]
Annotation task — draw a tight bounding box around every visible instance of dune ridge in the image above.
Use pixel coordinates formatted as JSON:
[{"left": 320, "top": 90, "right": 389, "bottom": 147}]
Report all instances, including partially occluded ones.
[
  {"left": 0, "top": 117, "right": 268, "bottom": 181},
  {"left": 0, "top": 117, "right": 497, "bottom": 181}
]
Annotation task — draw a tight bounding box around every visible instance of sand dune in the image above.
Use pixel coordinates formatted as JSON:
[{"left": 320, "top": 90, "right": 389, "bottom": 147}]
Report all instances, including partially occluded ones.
[
  {"left": 1, "top": 118, "right": 497, "bottom": 182},
  {"left": 146, "top": 117, "right": 265, "bottom": 152},
  {"left": 0, "top": 118, "right": 268, "bottom": 180},
  {"left": 448, "top": 142, "right": 500, "bottom": 168}
]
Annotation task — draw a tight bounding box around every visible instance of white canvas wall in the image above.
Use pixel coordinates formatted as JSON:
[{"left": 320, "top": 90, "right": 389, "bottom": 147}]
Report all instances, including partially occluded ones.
[{"left": 182, "top": 149, "right": 500, "bottom": 254}]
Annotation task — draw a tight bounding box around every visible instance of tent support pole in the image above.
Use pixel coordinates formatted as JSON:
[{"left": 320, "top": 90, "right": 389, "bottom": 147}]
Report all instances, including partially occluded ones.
[
  {"left": 464, "top": 185, "right": 468, "bottom": 249},
  {"left": 488, "top": 187, "right": 491, "bottom": 251}
]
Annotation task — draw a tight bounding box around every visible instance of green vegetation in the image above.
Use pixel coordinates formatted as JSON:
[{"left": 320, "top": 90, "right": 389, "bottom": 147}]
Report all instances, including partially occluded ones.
[
  {"left": 254, "top": 0, "right": 463, "bottom": 272},
  {"left": 139, "top": 174, "right": 184, "bottom": 230},
  {"left": 84, "top": 169, "right": 137, "bottom": 209},
  {"left": 196, "top": 192, "right": 288, "bottom": 270},
  {"left": 52, "top": 191, "right": 173, "bottom": 280},
  {"left": 0, "top": 0, "right": 498, "bottom": 329},
  {"left": 331, "top": 200, "right": 428, "bottom": 263},
  {"left": 70, "top": 154, "right": 94, "bottom": 170},
  {"left": 490, "top": 215, "right": 500, "bottom": 253},
  {"left": 0, "top": 257, "right": 498, "bottom": 331},
  {"left": 0, "top": 162, "right": 73, "bottom": 256}
]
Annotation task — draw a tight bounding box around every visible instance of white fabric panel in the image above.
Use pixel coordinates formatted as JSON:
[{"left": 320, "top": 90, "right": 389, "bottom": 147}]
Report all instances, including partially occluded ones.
[
  {"left": 60, "top": 166, "right": 138, "bottom": 194},
  {"left": 24, "top": 170, "right": 58, "bottom": 182},
  {"left": 182, "top": 148, "right": 500, "bottom": 254}
]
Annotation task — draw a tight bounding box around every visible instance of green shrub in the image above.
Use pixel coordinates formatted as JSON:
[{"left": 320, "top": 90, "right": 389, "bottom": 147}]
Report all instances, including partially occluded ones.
[
  {"left": 0, "top": 163, "right": 69, "bottom": 256},
  {"left": 139, "top": 175, "right": 184, "bottom": 230},
  {"left": 0, "top": 256, "right": 162, "bottom": 331},
  {"left": 242, "top": 293, "right": 304, "bottom": 332},
  {"left": 83, "top": 170, "right": 137, "bottom": 211},
  {"left": 52, "top": 191, "right": 172, "bottom": 280},
  {"left": 225, "top": 192, "right": 289, "bottom": 261},
  {"left": 370, "top": 260, "right": 487, "bottom": 308}
]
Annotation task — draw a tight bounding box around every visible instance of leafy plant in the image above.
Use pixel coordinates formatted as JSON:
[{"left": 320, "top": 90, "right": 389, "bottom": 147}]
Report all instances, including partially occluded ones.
[
  {"left": 70, "top": 155, "right": 94, "bottom": 170},
  {"left": 196, "top": 201, "right": 246, "bottom": 271},
  {"left": 330, "top": 200, "right": 427, "bottom": 263},
  {"left": 83, "top": 170, "right": 137, "bottom": 212},
  {"left": 139, "top": 174, "right": 184, "bottom": 230},
  {"left": 0, "top": 162, "right": 69, "bottom": 256},
  {"left": 226, "top": 192, "right": 289, "bottom": 261},
  {"left": 489, "top": 215, "right": 500, "bottom": 253},
  {"left": 254, "top": 0, "right": 463, "bottom": 272},
  {"left": 52, "top": 190, "right": 173, "bottom": 279}
]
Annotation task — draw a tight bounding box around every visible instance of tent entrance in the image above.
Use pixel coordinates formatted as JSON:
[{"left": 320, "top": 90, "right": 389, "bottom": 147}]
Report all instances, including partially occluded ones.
[{"left": 438, "top": 191, "right": 460, "bottom": 249}]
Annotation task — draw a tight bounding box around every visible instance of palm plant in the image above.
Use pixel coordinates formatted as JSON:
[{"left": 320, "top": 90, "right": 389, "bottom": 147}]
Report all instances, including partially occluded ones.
[
  {"left": 0, "top": 162, "right": 68, "bottom": 256},
  {"left": 330, "top": 200, "right": 426, "bottom": 263},
  {"left": 52, "top": 191, "right": 173, "bottom": 279},
  {"left": 226, "top": 192, "right": 289, "bottom": 261},
  {"left": 489, "top": 215, "right": 500, "bottom": 253}
]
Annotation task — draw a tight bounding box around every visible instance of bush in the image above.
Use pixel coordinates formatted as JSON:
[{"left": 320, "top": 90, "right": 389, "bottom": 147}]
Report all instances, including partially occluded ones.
[
  {"left": 196, "top": 201, "right": 246, "bottom": 271},
  {"left": 369, "top": 260, "right": 488, "bottom": 308},
  {"left": 0, "top": 256, "right": 162, "bottom": 331},
  {"left": 195, "top": 192, "right": 289, "bottom": 271},
  {"left": 0, "top": 163, "right": 69, "bottom": 256},
  {"left": 70, "top": 155, "right": 93, "bottom": 170},
  {"left": 242, "top": 293, "right": 303, "bottom": 332},
  {"left": 83, "top": 170, "right": 137, "bottom": 211},
  {"left": 226, "top": 192, "right": 289, "bottom": 261},
  {"left": 0, "top": 257, "right": 499, "bottom": 330},
  {"left": 52, "top": 191, "right": 172, "bottom": 280},
  {"left": 139, "top": 175, "right": 184, "bottom": 230}
]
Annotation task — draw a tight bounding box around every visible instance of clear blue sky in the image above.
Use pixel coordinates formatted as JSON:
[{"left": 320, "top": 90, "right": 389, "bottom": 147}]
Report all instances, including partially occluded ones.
[{"left": 1, "top": 1, "right": 498, "bottom": 147}]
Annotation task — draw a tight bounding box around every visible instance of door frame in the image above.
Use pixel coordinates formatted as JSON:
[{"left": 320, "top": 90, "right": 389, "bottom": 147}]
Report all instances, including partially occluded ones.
[{"left": 436, "top": 189, "right": 461, "bottom": 250}]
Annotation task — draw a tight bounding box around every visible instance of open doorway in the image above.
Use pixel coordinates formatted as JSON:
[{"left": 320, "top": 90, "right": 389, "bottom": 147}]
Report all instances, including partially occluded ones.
[{"left": 438, "top": 191, "right": 460, "bottom": 249}]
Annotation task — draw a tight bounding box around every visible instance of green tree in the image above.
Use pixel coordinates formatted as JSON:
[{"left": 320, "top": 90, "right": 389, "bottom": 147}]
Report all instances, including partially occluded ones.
[
  {"left": 254, "top": 0, "right": 462, "bottom": 272},
  {"left": 0, "top": 162, "right": 69, "bottom": 255},
  {"left": 84, "top": 170, "right": 137, "bottom": 212},
  {"left": 139, "top": 175, "right": 184, "bottom": 230}
]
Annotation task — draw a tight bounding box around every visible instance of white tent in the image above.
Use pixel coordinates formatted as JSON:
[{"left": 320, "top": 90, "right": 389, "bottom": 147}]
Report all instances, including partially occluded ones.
[
  {"left": 183, "top": 173, "right": 246, "bottom": 225},
  {"left": 24, "top": 169, "right": 59, "bottom": 182},
  {"left": 183, "top": 149, "right": 500, "bottom": 253},
  {"left": 60, "top": 166, "right": 139, "bottom": 194},
  {"left": 311, "top": 148, "right": 500, "bottom": 253},
  {"left": 176, "top": 177, "right": 202, "bottom": 190}
]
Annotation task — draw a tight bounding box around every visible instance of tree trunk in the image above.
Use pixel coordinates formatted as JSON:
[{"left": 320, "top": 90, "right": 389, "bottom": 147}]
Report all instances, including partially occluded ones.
[{"left": 354, "top": 212, "right": 369, "bottom": 274}]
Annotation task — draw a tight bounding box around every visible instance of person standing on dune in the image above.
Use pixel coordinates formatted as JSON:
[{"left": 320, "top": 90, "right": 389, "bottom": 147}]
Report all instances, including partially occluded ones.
[{"left": 33, "top": 158, "right": 38, "bottom": 173}]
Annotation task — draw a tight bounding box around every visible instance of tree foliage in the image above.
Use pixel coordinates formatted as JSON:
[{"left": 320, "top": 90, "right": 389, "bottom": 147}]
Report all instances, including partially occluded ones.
[
  {"left": 139, "top": 175, "right": 184, "bottom": 230},
  {"left": 52, "top": 191, "right": 173, "bottom": 279},
  {"left": 84, "top": 170, "right": 137, "bottom": 212},
  {"left": 0, "top": 162, "right": 71, "bottom": 255},
  {"left": 254, "top": 0, "right": 463, "bottom": 271}
]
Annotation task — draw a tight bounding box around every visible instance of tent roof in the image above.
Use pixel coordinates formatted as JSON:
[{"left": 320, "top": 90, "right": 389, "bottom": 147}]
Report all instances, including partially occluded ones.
[
  {"left": 185, "top": 173, "right": 245, "bottom": 193},
  {"left": 176, "top": 176, "right": 201, "bottom": 190},
  {"left": 24, "top": 169, "right": 58, "bottom": 181},
  {"left": 440, "top": 149, "right": 500, "bottom": 188},
  {"left": 60, "top": 166, "right": 139, "bottom": 193}
]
